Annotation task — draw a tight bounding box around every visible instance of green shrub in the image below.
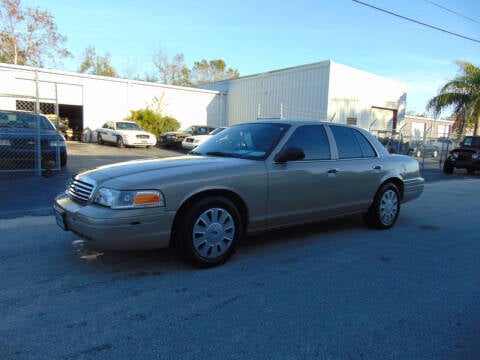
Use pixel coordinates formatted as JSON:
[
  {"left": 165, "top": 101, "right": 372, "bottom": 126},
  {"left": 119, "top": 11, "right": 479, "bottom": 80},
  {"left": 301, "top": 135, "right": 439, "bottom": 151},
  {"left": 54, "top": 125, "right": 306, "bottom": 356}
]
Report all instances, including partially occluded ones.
[{"left": 126, "top": 108, "right": 180, "bottom": 135}]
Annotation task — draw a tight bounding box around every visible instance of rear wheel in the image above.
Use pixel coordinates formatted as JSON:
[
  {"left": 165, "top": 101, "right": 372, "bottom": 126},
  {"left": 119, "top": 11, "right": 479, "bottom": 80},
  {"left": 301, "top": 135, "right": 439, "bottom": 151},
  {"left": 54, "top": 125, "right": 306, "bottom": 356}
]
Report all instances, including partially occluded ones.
[
  {"left": 364, "top": 183, "right": 400, "bottom": 230},
  {"left": 97, "top": 134, "right": 104, "bottom": 145},
  {"left": 175, "top": 196, "right": 242, "bottom": 268},
  {"left": 467, "top": 168, "right": 475, "bottom": 174}
]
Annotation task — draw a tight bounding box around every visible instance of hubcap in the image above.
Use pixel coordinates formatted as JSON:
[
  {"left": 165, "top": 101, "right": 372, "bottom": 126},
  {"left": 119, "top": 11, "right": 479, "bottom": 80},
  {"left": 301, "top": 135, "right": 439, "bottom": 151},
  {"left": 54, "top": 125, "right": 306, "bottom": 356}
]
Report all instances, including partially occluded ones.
[
  {"left": 192, "top": 207, "right": 235, "bottom": 259},
  {"left": 379, "top": 189, "right": 398, "bottom": 226}
]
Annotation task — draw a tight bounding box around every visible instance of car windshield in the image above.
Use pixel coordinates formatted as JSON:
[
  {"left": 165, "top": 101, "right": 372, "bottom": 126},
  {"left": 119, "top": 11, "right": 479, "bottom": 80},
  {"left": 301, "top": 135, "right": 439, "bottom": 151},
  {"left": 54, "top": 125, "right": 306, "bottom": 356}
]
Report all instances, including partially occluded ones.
[
  {"left": 0, "top": 112, "right": 55, "bottom": 130},
  {"left": 463, "top": 137, "right": 480, "bottom": 147},
  {"left": 192, "top": 122, "right": 290, "bottom": 160},
  {"left": 116, "top": 122, "right": 142, "bottom": 130}
]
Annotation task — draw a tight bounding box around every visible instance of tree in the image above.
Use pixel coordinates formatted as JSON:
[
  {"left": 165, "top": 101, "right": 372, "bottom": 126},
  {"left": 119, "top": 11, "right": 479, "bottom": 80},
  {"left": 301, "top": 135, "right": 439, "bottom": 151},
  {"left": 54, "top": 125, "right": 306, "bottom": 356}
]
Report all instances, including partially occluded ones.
[
  {"left": 0, "top": 0, "right": 71, "bottom": 66},
  {"left": 190, "top": 59, "right": 240, "bottom": 84},
  {"left": 152, "top": 50, "right": 191, "bottom": 86},
  {"left": 126, "top": 96, "right": 180, "bottom": 135},
  {"left": 78, "top": 46, "right": 117, "bottom": 77},
  {"left": 427, "top": 61, "right": 480, "bottom": 136}
]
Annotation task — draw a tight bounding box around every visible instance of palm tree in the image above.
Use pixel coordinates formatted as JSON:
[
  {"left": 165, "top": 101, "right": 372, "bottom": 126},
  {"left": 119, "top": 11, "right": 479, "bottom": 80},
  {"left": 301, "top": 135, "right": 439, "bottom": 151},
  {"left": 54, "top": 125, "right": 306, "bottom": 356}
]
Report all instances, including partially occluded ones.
[{"left": 427, "top": 61, "right": 480, "bottom": 136}]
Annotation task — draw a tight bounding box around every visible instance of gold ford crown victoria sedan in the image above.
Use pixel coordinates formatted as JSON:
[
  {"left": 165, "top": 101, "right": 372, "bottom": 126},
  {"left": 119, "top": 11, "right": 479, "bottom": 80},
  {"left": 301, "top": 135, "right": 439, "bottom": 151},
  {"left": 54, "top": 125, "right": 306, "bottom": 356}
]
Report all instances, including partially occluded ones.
[{"left": 54, "top": 120, "right": 424, "bottom": 267}]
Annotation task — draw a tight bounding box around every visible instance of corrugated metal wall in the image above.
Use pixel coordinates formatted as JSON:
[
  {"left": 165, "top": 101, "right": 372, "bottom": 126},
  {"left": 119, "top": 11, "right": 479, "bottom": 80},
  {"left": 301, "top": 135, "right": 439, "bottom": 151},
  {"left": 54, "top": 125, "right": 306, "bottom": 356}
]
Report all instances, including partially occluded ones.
[
  {"left": 221, "top": 61, "right": 331, "bottom": 124},
  {"left": 328, "top": 61, "right": 407, "bottom": 130},
  {"left": 203, "top": 60, "right": 406, "bottom": 132}
]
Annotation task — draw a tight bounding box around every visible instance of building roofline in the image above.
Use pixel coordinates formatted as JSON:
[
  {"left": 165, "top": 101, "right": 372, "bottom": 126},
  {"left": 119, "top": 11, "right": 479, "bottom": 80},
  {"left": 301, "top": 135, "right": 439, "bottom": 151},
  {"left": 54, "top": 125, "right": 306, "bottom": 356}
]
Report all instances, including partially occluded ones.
[{"left": 0, "top": 62, "right": 221, "bottom": 95}]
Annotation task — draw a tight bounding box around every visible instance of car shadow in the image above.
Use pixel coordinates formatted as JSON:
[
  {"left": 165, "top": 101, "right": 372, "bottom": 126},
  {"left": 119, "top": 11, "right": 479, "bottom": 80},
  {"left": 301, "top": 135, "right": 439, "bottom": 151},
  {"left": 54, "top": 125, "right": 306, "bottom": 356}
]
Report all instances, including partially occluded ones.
[{"left": 70, "top": 214, "right": 366, "bottom": 273}]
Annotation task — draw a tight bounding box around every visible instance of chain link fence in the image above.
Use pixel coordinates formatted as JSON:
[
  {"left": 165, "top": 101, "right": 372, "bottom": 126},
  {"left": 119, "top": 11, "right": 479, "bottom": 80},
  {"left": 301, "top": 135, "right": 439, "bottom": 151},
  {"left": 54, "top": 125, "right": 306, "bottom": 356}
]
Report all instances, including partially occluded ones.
[
  {"left": 1, "top": 76, "right": 65, "bottom": 177},
  {"left": 371, "top": 126, "right": 457, "bottom": 171}
]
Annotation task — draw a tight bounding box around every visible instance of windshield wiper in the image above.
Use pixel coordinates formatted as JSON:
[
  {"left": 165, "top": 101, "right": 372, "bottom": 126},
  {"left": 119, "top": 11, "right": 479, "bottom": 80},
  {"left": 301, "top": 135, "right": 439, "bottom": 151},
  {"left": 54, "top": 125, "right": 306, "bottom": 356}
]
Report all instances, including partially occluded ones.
[{"left": 205, "top": 151, "right": 236, "bottom": 158}]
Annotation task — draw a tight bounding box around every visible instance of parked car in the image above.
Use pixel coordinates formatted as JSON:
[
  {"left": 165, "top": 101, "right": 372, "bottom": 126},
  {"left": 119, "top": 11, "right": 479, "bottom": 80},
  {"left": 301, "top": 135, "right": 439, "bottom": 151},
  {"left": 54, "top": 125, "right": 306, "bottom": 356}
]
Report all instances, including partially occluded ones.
[
  {"left": 413, "top": 140, "right": 439, "bottom": 158},
  {"left": 96, "top": 121, "right": 156, "bottom": 148},
  {"left": 54, "top": 120, "right": 424, "bottom": 268},
  {"left": 0, "top": 110, "right": 67, "bottom": 168},
  {"left": 158, "top": 125, "right": 217, "bottom": 148},
  {"left": 443, "top": 135, "right": 480, "bottom": 174},
  {"left": 182, "top": 127, "right": 227, "bottom": 150}
]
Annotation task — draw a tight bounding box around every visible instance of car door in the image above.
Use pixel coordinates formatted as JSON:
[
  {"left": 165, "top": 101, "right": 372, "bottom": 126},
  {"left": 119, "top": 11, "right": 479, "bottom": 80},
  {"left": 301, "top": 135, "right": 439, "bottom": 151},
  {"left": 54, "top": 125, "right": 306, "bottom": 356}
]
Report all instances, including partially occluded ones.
[
  {"left": 267, "top": 124, "right": 345, "bottom": 227},
  {"left": 326, "top": 125, "right": 387, "bottom": 212},
  {"left": 103, "top": 121, "right": 116, "bottom": 143}
]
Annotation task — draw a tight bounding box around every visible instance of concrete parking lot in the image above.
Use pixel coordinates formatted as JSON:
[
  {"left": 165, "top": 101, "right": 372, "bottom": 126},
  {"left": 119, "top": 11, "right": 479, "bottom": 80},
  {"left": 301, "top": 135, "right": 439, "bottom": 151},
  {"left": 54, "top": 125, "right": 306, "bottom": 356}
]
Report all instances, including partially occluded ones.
[{"left": 0, "top": 141, "right": 479, "bottom": 359}]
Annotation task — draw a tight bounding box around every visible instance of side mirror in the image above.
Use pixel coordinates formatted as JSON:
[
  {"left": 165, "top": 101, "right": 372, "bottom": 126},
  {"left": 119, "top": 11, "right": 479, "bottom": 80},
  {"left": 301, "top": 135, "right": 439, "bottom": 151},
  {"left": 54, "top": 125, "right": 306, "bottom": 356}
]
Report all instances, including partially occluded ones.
[{"left": 274, "top": 147, "right": 305, "bottom": 163}]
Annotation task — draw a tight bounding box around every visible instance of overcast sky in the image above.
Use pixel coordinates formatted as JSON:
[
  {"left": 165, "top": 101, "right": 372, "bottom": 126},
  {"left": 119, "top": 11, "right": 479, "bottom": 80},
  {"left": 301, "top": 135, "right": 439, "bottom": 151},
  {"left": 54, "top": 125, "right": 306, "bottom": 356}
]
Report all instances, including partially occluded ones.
[{"left": 27, "top": 0, "right": 480, "bottom": 114}]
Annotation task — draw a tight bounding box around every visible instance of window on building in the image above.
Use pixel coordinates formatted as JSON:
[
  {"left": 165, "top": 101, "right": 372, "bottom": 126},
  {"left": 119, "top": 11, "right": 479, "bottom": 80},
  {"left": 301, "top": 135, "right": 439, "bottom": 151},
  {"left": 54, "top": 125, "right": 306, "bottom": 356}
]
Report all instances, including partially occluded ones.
[
  {"left": 437, "top": 124, "right": 451, "bottom": 138},
  {"left": 346, "top": 117, "right": 357, "bottom": 126},
  {"left": 412, "top": 122, "right": 425, "bottom": 140}
]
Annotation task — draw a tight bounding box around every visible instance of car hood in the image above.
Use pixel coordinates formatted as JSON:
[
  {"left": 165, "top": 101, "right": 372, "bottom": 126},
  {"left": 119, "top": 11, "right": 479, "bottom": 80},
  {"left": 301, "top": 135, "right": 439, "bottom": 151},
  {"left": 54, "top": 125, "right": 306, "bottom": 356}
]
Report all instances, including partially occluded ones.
[
  {"left": 79, "top": 155, "right": 258, "bottom": 187},
  {"left": 188, "top": 134, "right": 211, "bottom": 140},
  {"left": 0, "top": 128, "right": 61, "bottom": 137},
  {"left": 116, "top": 130, "right": 154, "bottom": 137},
  {"left": 162, "top": 131, "right": 188, "bottom": 136}
]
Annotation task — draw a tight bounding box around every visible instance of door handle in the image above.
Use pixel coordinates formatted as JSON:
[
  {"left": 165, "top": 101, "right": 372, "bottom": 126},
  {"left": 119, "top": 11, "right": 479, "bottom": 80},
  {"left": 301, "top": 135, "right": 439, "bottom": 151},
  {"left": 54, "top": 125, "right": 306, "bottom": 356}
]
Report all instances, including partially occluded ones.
[
  {"left": 327, "top": 168, "right": 339, "bottom": 174},
  {"left": 373, "top": 165, "right": 382, "bottom": 170}
]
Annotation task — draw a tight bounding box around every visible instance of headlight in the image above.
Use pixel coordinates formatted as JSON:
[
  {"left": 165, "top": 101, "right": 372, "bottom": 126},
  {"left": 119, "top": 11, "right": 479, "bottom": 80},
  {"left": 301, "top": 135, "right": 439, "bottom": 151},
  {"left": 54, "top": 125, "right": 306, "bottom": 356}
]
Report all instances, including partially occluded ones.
[
  {"left": 49, "top": 139, "right": 66, "bottom": 147},
  {"left": 473, "top": 153, "right": 479, "bottom": 160},
  {"left": 93, "top": 187, "right": 165, "bottom": 209}
]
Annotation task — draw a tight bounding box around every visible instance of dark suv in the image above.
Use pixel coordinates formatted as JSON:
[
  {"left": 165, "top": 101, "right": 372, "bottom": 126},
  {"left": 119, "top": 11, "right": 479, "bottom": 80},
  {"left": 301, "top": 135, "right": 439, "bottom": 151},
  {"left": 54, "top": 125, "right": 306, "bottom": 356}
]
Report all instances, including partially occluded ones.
[
  {"left": 443, "top": 136, "right": 480, "bottom": 174},
  {"left": 158, "top": 125, "right": 216, "bottom": 148}
]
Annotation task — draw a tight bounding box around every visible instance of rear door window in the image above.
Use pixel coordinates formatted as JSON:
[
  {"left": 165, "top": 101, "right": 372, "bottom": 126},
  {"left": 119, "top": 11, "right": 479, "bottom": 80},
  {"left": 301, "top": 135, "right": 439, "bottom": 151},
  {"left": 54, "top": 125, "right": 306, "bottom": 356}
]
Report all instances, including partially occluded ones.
[{"left": 330, "top": 126, "right": 376, "bottom": 159}]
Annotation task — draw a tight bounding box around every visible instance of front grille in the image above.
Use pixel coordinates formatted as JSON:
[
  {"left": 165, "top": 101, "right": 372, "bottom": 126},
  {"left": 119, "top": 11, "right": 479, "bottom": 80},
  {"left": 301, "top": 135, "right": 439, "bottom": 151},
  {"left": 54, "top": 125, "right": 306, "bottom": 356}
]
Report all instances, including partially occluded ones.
[
  {"left": 67, "top": 177, "right": 95, "bottom": 203},
  {"left": 456, "top": 150, "right": 474, "bottom": 161},
  {"left": 136, "top": 134, "right": 149, "bottom": 139},
  {"left": 10, "top": 138, "right": 49, "bottom": 149}
]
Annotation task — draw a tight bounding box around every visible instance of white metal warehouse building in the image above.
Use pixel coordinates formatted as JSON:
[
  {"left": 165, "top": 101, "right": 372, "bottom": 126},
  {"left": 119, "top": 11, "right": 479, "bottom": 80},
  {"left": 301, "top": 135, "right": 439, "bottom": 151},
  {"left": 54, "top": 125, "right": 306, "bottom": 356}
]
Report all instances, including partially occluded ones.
[{"left": 0, "top": 60, "right": 407, "bottom": 135}]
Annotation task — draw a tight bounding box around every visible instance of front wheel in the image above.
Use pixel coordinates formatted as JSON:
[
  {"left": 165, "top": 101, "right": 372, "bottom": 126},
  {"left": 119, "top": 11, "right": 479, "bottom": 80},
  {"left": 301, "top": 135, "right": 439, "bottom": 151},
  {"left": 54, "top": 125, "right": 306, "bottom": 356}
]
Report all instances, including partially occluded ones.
[
  {"left": 443, "top": 161, "right": 454, "bottom": 174},
  {"left": 175, "top": 196, "right": 242, "bottom": 268},
  {"left": 116, "top": 136, "right": 124, "bottom": 148},
  {"left": 364, "top": 183, "right": 400, "bottom": 230}
]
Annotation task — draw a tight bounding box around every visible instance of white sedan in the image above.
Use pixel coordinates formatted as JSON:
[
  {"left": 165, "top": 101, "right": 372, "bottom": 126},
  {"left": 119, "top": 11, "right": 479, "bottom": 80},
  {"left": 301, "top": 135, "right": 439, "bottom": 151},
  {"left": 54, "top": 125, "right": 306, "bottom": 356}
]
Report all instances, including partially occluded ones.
[
  {"left": 182, "top": 127, "right": 226, "bottom": 150},
  {"left": 96, "top": 121, "right": 157, "bottom": 148}
]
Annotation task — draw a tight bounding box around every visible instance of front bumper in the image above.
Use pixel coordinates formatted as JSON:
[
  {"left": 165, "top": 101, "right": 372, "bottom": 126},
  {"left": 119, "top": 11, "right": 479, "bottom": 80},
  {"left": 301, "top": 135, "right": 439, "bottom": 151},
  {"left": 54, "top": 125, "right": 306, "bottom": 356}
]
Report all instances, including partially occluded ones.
[
  {"left": 54, "top": 193, "right": 175, "bottom": 250},
  {"left": 445, "top": 157, "right": 480, "bottom": 170}
]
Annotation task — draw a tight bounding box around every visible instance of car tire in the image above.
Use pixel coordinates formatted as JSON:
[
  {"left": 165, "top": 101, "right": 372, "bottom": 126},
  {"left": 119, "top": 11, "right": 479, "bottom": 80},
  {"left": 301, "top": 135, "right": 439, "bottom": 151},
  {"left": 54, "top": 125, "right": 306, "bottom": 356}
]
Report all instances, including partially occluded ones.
[
  {"left": 364, "top": 183, "right": 400, "bottom": 230},
  {"left": 97, "top": 134, "right": 104, "bottom": 145},
  {"left": 467, "top": 168, "right": 475, "bottom": 174},
  {"left": 116, "top": 136, "right": 124, "bottom": 148},
  {"left": 443, "top": 162, "right": 454, "bottom": 174},
  {"left": 175, "top": 196, "right": 242, "bottom": 268}
]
